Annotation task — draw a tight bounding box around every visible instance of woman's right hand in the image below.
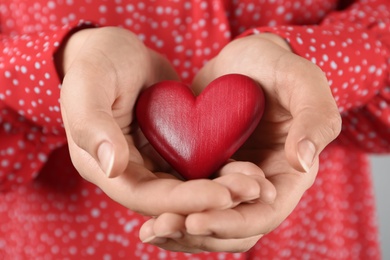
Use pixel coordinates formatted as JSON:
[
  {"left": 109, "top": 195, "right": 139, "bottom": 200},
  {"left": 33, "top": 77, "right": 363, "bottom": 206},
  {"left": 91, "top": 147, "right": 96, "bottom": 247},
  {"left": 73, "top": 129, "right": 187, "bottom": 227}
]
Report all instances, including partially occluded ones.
[{"left": 57, "top": 27, "right": 272, "bottom": 217}]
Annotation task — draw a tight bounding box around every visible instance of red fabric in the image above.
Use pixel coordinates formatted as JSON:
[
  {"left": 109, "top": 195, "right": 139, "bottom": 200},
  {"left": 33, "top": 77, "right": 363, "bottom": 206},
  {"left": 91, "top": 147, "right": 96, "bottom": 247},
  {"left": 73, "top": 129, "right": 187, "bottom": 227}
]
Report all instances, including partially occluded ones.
[{"left": 0, "top": 0, "right": 389, "bottom": 259}]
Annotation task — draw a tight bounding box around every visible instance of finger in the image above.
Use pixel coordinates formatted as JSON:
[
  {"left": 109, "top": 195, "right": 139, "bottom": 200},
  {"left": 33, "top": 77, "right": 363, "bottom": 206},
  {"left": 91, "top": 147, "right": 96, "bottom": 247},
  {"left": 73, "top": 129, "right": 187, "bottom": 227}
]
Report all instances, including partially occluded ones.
[
  {"left": 59, "top": 28, "right": 158, "bottom": 178},
  {"left": 185, "top": 164, "right": 318, "bottom": 239},
  {"left": 145, "top": 231, "right": 261, "bottom": 253},
  {"left": 67, "top": 130, "right": 236, "bottom": 216},
  {"left": 215, "top": 161, "right": 276, "bottom": 204},
  {"left": 139, "top": 213, "right": 257, "bottom": 253},
  {"left": 191, "top": 58, "right": 216, "bottom": 95},
  {"left": 185, "top": 204, "right": 272, "bottom": 238},
  {"left": 140, "top": 213, "right": 185, "bottom": 242},
  {"left": 153, "top": 213, "right": 185, "bottom": 239},
  {"left": 275, "top": 57, "right": 342, "bottom": 173},
  {"left": 140, "top": 212, "right": 261, "bottom": 253},
  {"left": 126, "top": 172, "right": 234, "bottom": 215},
  {"left": 145, "top": 238, "right": 202, "bottom": 254},
  {"left": 75, "top": 160, "right": 234, "bottom": 216},
  {"left": 213, "top": 172, "right": 260, "bottom": 206},
  {"left": 60, "top": 67, "right": 134, "bottom": 178},
  {"left": 139, "top": 218, "right": 157, "bottom": 242}
]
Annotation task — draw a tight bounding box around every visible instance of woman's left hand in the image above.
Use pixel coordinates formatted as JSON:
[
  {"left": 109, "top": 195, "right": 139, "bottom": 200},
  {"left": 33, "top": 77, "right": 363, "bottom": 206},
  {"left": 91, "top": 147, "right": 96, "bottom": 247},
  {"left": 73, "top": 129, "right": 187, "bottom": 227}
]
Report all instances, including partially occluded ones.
[{"left": 139, "top": 33, "right": 342, "bottom": 253}]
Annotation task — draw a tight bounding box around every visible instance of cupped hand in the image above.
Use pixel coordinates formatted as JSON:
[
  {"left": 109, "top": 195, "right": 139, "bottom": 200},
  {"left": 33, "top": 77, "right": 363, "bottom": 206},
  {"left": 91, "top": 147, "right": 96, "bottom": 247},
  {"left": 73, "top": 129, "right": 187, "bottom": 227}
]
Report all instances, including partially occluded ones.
[
  {"left": 139, "top": 33, "right": 342, "bottom": 252},
  {"left": 58, "top": 27, "right": 272, "bottom": 217}
]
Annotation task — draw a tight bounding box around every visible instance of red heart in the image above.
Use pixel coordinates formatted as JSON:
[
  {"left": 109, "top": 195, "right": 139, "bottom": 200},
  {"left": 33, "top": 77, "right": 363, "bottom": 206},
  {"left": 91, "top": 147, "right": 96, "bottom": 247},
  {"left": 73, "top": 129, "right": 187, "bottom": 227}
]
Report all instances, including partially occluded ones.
[{"left": 136, "top": 74, "right": 265, "bottom": 180}]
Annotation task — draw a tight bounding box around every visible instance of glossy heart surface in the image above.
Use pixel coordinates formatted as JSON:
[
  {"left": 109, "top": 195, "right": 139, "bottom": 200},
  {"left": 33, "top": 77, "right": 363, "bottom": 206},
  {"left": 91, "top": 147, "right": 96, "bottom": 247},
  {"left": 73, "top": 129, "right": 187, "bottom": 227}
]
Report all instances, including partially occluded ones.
[{"left": 136, "top": 74, "right": 265, "bottom": 180}]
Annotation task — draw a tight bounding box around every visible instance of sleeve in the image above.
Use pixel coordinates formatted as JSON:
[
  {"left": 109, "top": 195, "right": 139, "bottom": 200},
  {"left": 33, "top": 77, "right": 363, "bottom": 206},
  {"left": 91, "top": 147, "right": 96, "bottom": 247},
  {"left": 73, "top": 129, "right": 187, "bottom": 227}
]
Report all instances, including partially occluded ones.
[
  {"left": 241, "top": 0, "right": 390, "bottom": 153},
  {"left": 0, "top": 21, "right": 93, "bottom": 191}
]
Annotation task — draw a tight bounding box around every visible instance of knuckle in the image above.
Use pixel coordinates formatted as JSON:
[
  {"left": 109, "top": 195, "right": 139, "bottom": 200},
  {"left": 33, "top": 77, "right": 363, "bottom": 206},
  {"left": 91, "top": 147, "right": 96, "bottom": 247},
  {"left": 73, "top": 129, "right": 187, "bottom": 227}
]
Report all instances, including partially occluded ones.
[
  {"left": 67, "top": 144, "right": 97, "bottom": 183},
  {"left": 322, "top": 110, "right": 342, "bottom": 141},
  {"left": 68, "top": 117, "right": 91, "bottom": 147},
  {"left": 330, "top": 112, "right": 343, "bottom": 136}
]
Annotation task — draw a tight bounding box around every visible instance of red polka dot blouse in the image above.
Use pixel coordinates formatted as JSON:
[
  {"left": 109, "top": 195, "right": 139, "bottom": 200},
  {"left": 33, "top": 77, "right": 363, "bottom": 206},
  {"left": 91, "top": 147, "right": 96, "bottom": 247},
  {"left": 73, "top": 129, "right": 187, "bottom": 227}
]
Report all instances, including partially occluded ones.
[{"left": 1, "top": 0, "right": 389, "bottom": 259}]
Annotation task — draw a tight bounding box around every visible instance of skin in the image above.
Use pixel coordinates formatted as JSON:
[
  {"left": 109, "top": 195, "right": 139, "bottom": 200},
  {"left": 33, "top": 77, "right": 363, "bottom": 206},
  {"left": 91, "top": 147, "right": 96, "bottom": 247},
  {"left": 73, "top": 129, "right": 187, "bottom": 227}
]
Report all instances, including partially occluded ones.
[
  {"left": 58, "top": 27, "right": 274, "bottom": 217},
  {"left": 57, "top": 27, "right": 341, "bottom": 252},
  {"left": 138, "top": 34, "right": 342, "bottom": 252}
]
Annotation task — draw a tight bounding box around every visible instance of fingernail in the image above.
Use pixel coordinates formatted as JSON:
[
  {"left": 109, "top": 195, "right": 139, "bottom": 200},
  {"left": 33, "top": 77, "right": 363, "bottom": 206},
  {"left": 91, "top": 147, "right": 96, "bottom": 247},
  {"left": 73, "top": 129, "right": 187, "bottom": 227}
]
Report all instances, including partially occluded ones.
[
  {"left": 97, "top": 141, "right": 115, "bottom": 177},
  {"left": 297, "top": 139, "right": 316, "bottom": 173}
]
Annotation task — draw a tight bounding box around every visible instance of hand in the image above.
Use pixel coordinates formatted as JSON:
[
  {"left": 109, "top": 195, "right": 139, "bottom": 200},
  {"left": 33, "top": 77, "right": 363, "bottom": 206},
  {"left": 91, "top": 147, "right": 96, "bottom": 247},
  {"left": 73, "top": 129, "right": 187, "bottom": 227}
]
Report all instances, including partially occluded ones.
[
  {"left": 139, "top": 33, "right": 342, "bottom": 252},
  {"left": 58, "top": 27, "right": 274, "bottom": 216}
]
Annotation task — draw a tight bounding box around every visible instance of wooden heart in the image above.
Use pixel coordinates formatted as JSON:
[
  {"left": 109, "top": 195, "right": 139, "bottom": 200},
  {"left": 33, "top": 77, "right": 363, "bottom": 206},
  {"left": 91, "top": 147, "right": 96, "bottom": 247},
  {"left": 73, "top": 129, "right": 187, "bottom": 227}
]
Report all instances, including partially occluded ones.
[{"left": 136, "top": 74, "right": 265, "bottom": 179}]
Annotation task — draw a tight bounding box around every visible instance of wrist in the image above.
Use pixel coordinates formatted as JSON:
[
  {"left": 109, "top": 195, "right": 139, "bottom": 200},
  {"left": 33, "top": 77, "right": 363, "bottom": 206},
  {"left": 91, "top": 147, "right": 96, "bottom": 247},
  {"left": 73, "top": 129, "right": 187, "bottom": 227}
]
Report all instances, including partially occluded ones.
[
  {"left": 54, "top": 28, "right": 95, "bottom": 79},
  {"left": 247, "top": 33, "right": 292, "bottom": 52}
]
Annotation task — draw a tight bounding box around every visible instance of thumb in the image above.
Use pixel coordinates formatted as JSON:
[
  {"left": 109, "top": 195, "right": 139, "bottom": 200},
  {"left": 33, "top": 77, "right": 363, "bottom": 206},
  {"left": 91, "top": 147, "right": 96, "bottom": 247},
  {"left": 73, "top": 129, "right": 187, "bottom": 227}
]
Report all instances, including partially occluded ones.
[
  {"left": 60, "top": 70, "right": 132, "bottom": 179},
  {"left": 283, "top": 70, "right": 342, "bottom": 173},
  {"left": 285, "top": 107, "right": 342, "bottom": 173}
]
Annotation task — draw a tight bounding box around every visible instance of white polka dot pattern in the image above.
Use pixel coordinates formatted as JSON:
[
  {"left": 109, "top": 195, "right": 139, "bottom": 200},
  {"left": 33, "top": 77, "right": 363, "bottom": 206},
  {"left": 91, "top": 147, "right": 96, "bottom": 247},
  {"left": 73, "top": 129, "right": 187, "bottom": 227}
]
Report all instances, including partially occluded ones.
[{"left": 0, "top": 0, "right": 389, "bottom": 259}]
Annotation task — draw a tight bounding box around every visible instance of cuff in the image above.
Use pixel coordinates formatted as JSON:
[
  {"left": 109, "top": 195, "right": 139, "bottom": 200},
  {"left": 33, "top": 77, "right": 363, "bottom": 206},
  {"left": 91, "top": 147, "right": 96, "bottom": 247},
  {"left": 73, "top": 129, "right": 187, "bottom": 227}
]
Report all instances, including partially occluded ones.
[{"left": 240, "top": 25, "right": 390, "bottom": 113}]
